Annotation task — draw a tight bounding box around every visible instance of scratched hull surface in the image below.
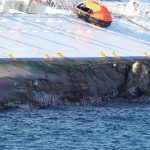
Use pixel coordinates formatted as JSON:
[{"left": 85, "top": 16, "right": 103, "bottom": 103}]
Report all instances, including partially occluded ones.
[{"left": 0, "top": 60, "right": 150, "bottom": 108}]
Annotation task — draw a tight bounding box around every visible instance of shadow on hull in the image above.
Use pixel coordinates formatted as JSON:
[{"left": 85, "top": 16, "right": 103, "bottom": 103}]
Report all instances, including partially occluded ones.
[{"left": 76, "top": 10, "right": 112, "bottom": 27}]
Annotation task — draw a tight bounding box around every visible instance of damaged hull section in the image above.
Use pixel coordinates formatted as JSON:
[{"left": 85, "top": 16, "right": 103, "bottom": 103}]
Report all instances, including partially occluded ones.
[{"left": 0, "top": 60, "right": 150, "bottom": 109}]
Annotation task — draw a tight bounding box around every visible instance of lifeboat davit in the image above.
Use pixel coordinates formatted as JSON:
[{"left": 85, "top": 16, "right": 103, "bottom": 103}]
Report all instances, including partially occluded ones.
[{"left": 75, "top": 0, "right": 112, "bottom": 27}]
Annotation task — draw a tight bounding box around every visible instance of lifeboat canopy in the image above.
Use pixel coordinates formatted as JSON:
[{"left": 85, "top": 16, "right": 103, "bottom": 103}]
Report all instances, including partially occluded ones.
[{"left": 75, "top": 0, "right": 112, "bottom": 27}]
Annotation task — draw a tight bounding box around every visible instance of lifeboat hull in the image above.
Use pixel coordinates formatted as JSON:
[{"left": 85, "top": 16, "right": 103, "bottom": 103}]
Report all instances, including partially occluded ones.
[
  {"left": 74, "top": 2, "right": 112, "bottom": 28},
  {"left": 76, "top": 10, "right": 112, "bottom": 27}
]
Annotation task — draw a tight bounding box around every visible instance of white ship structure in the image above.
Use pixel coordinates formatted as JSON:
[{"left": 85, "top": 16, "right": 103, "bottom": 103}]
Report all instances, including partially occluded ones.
[{"left": 0, "top": 0, "right": 149, "bottom": 61}]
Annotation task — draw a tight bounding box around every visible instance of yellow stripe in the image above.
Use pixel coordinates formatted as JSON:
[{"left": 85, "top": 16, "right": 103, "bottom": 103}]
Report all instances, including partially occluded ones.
[
  {"left": 57, "top": 52, "right": 63, "bottom": 58},
  {"left": 44, "top": 54, "right": 54, "bottom": 61},
  {"left": 100, "top": 51, "right": 106, "bottom": 57},
  {"left": 7, "top": 54, "right": 16, "bottom": 60}
]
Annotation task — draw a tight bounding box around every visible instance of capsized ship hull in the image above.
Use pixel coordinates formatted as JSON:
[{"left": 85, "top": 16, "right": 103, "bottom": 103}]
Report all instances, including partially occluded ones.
[{"left": 0, "top": 14, "right": 149, "bottom": 61}]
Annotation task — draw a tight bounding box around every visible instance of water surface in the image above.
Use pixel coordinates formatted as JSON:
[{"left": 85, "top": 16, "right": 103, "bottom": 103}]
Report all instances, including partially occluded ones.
[{"left": 0, "top": 103, "right": 150, "bottom": 149}]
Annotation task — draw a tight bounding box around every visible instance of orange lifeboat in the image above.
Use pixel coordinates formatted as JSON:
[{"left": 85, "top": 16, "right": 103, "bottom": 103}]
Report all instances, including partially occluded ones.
[{"left": 75, "top": 0, "right": 112, "bottom": 27}]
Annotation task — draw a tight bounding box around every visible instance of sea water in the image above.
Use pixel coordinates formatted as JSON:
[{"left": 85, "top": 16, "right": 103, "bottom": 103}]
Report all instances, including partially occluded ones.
[{"left": 0, "top": 103, "right": 150, "bottom": 149}]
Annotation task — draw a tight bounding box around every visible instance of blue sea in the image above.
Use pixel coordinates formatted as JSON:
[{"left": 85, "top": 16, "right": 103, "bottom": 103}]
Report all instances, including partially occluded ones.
[{"left": 0, "top": 103, "right": 150, "bottom": 149}]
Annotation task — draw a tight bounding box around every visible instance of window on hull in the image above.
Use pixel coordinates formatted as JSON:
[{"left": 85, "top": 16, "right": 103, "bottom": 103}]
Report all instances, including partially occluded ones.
[{"left": 77, "top": 3, "right": 93, "bottom": 14}]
